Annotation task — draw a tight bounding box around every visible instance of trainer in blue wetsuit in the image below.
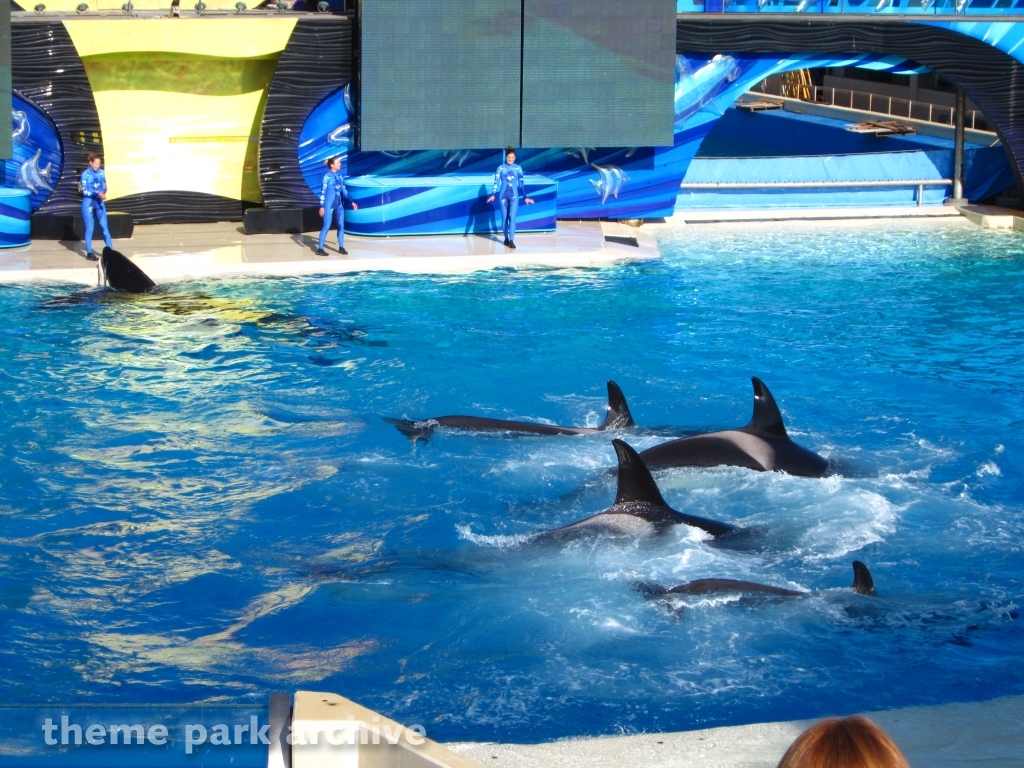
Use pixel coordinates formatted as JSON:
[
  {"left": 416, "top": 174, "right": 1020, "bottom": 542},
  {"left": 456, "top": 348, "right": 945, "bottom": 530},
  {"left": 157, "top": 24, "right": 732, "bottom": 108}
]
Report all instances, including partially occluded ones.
[
  {"left": 79, "top": 155, "right": 113, "bottom": 261},
  {"left": 316, "top": 156, "right": 357, "bottom": 256},
  {"left": 486, "top": 147, "right": 534, "bottom": 249}
]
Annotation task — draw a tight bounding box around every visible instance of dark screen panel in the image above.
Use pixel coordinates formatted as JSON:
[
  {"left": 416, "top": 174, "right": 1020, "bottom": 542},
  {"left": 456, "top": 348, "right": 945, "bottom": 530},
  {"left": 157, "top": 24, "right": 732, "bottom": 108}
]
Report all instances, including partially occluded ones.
[
  {"left": 359, "top": 0, "right": 521, "bottom": 151},
  {"left": 521, "top": 0, "right": 675, "bottom": 148},
  {"left": 0, "top": 0, "right": 9, "bottom": 160}
]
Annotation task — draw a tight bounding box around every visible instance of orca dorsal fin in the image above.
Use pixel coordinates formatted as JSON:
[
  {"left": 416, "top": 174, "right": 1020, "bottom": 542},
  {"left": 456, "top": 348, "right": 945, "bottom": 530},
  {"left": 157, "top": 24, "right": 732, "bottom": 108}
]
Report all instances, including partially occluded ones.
[
  {"left": 613, "top": 439, "right": 667, "bottom": 507},
  {"left": 600, "top": 381, "right": 635, "bottom": 429},
  {"left": 102, "top": 247, "right": 156, "bottom": 293},
  {"left": 744, "top": 377, "right": 787, "bottom": 437},
  {"left": 851, "top": 561, "right": 875, "bottom": 595}
]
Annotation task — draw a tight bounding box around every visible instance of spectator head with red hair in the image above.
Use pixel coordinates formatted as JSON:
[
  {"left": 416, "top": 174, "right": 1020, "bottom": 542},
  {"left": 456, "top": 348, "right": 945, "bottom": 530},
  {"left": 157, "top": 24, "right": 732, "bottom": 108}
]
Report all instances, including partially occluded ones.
[{"left": 777, "top": 716, "right": 910, "bottom": 768}]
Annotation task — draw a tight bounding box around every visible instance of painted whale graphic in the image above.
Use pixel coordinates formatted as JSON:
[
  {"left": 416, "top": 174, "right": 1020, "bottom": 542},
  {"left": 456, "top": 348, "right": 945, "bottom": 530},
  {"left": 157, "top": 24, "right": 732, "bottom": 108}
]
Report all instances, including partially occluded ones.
[
  {"left": 443, "top": 149, "right": 475, "bottom": 169},
  {"left": 16, "top": 148, "right": 54, "bottom": 195},
  {"left": 327, "top": 122, "right": 352, "bottom": 149},
  {"left": 590, "top": 164, "right": 630, "bottom": 205},
  {"left": 675, "top": 54, "right": 742, "bottom": 129},
  {"left": 12, "top": 109, "right": 29, "bottom": 146},
  {"left": 563, "top": 147, "right": 595, "bottom": 165}
]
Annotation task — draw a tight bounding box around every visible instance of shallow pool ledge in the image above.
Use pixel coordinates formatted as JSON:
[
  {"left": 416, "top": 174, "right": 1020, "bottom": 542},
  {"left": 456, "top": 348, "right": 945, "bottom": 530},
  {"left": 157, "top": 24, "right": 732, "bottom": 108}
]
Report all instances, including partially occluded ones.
[
  {"left": 290, "top": 690, "right": 483, "bottom": 768},
  {"left": 0, "top": 220, "right": 657, "bottom": 287},
  {"left": 446, "top": 694, "right": 1024, "bottom": 768},
  {"left": 957, "top": 203, "right": 1024, "bottom": 231}
]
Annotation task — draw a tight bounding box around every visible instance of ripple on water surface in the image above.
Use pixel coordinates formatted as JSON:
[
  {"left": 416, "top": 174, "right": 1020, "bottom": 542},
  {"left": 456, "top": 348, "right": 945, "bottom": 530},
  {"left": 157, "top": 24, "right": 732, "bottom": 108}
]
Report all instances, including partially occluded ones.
[{"left": 0, "top": 218, "right": 1023, "bottom": 742}]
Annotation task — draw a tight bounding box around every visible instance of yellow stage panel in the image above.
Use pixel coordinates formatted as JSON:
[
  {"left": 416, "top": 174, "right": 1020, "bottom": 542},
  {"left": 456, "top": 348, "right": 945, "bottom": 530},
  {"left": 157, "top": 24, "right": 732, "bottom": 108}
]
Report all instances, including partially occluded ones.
[
  {"left": 80, "top": 52, "right": 280, "bottom": 96},
  {"left": 63, "top": 18, "right": 297, "bottom": 204},
  {"left": 64, "top": 18, "right": 297, "bottom": 59},
  {"left": 43, "top": 0, "right": 257, "bottom": 9},
  {"left": 93, "top": 89, "right": 267, "bottom": 202}
]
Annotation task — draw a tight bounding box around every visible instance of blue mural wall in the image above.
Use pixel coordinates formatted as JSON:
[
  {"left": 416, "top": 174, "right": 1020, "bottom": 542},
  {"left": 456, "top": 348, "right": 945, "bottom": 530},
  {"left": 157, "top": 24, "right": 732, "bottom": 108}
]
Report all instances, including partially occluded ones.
[
  {"left": 927, "top": 20, "right": 1024, "bottom": 63},
  {"left": 298, "top": 53, "right": 939, "bottom": 222},
  {"left": 297, "top": 83, "right": 354, "bottom": 193},
  {"left": 345, "top": 175, "right": 557, "bottom": 236},
  {"left": 3, "top": 93, "right": 64, "bottom": 213}
]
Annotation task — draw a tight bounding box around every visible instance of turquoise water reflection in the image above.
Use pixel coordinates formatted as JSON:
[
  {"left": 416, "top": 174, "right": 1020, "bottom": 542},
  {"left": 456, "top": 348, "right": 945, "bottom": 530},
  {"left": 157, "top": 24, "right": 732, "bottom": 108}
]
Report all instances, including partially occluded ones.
[{"left": 1, "top": 218, "right": 1023, "bottom": 743}]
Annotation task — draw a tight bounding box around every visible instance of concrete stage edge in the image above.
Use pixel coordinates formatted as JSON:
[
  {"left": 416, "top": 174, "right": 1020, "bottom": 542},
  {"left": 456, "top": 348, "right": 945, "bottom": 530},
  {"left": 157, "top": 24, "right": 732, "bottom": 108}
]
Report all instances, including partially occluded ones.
[
  {"left": 0, "top": 221, "right": 657, "bottom": 286},
  {"left": 447, "top": 694, "right": 1024, "bottom": 768}
]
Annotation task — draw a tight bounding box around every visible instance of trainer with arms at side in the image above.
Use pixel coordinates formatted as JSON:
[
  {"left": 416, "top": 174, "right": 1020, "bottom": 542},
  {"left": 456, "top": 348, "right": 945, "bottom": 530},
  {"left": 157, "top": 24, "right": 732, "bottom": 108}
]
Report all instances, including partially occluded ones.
[
  {"left": 79, "top": 154, "right": 113, "bottom": 262},
  {"left": 316, "top": 156, "right": 357, "bottom": 256},
  {"left": 486, "top": 147, "right": 533, "bottom": 249}
]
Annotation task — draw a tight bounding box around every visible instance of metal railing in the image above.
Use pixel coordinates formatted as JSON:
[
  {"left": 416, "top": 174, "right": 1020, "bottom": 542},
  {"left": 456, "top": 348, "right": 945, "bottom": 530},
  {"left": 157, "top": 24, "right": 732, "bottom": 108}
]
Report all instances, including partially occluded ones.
[
  {"left": 678, "top": 0, "right": 1022, "bottom": 15},
  {"left": 678, "top": 179, "right": 953, "bottom": 206},
  {"left": 754, "top": 84, "right": 991, "bottom": 132}
]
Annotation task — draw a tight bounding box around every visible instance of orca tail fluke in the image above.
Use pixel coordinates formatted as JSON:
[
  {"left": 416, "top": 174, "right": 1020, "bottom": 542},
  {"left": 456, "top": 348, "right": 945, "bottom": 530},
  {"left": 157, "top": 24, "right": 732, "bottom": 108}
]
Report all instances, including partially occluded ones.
[
  {"left": 612, "top": 439, "right": 668, "bottom": 507},
  {"left": 600, "top": 380, "right": 635, "bottom": 429},
  {"left": 851, "top": 560, "right": 875, "bottom": 595},
  {"left": 101, "top": 247, "right": 156, "bottom": 293},
  {"left": 384, "top": 417, "right": 434, "bottom": 443},
  {"left": 744, "top": 377, "right": 787, "bottom": 437},
  {"left": 632, "top": 581, "right": 686, "bottom": 619},
  {"left": 630, "top": 581, "right": 669, "bottom": 598}
]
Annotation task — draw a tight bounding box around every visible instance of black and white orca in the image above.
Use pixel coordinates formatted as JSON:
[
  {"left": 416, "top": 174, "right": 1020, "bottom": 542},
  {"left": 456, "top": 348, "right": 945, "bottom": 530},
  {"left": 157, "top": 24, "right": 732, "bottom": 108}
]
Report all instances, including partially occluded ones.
[
  {"left": 534, "top": 439, "right": 737, "bottom": 542},
  {"left": 638, "top": 377, "right": 829, "bottom": 477},
  {"left": 101, "top": 246, "right": 156, "bottom": 293},
  {"left": 388, "top": 381, "right": 634, "bottom": 442},
  {"left": 634, "top": 561, "right": 875, "bottom": 617}
]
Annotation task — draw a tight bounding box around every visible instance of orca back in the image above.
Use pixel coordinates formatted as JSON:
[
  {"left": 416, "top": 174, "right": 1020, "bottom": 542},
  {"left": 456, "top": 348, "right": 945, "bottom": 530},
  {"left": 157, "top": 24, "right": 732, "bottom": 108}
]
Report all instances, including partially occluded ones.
[{"left": 102, "top": 247, "right": 156, "bottom": 293}]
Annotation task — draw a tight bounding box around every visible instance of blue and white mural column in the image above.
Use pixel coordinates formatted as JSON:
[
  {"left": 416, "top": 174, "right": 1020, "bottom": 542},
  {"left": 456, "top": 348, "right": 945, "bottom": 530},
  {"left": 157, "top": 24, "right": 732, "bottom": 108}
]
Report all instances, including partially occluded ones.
[
  {"left": 0, "top": 189, "right": 31, "bottom": 248},
  {"left": 4, "top": 94, "right": 63, "bottom": 212},
  {"left": 0, "top": 94, "right": 61, "bottom": 247}
]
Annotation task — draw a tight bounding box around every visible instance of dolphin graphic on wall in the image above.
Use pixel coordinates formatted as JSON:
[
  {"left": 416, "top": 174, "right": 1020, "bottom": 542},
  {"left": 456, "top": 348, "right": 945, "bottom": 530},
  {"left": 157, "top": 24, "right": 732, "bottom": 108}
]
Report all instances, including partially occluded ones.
[
  {"left": 443, "top": 149, "right": 475, "bottom": 169},
  {"left": 16, "top": 149, "right": 54, "bottom": 195},
  {"left": 564, "top": 147, "right": 595, "bottom": 165},
  {"left": 590, "top": 164, "right": 630, "bottom": 205},
  {"left": 327, "top": 123, "right": 351, "bottom": 149},
  {"left": 675, "top": 54, "right": 742, "bottom": 129},
  {"left": 12, "top": 109, "right": 29, "bottom": 146}
]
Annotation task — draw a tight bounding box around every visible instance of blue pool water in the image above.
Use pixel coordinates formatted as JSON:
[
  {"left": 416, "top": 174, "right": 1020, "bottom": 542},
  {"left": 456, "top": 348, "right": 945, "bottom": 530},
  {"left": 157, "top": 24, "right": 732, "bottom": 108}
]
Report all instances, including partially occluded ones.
[{"left": 1, "top": 218, "right": 1023, "bottom": 744}]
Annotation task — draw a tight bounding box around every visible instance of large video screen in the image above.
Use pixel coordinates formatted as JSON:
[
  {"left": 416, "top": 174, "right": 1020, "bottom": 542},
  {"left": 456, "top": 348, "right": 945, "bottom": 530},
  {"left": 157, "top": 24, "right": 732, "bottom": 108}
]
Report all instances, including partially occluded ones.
[
  {"left": 359, "top": 0, "right": 522, "bottom": 152},
  {"left": 0, "top": 0, "right": 10, "bottom": 160},
  {"left": 521, "top": 0, "right": 675, "bottom": 148}
]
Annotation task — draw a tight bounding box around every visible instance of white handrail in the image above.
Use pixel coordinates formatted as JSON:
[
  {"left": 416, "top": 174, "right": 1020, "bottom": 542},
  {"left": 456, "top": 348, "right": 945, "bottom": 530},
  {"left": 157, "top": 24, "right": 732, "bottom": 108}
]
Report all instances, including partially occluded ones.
[
  {"left": 679, "top": 178, "right": 953, "bottom": 206},
  {"left": 754, "top": 84, "right": 986, "bottom": 131},
  {"left": 679, "top": 179, "right": 952, "bottom": 188}
]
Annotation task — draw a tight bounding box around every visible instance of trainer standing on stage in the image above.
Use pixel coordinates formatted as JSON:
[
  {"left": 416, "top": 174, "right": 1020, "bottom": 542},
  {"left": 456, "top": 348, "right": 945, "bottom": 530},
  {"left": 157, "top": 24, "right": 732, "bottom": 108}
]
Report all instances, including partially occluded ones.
[
  {"left": 486, "top": 147, "right": 533, "bottom": 249},
  {"left": 317, "top": 156, "right": 357, "bottom": 256},
  {"left": 79, "top": 154, "right": 113, "bottom": 261}
]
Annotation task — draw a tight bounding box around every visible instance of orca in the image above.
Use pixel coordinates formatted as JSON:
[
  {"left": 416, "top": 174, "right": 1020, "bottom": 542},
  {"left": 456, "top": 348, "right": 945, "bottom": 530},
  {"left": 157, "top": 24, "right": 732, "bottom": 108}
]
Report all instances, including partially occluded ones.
[
  {"left": 388, "top": 381, "right": 634, "bottom": 442},
  {"left": 101, "top": 247, "right": 156, "bottom": 294},
  {"left": 637, "top": 377, "right": 829, "bottom": 477},
  {"left": 534, "top": 439, "right": 736, "bottom": 542},
  {"left": 635, "top": 561, "right": 875, "bottom": 616}
]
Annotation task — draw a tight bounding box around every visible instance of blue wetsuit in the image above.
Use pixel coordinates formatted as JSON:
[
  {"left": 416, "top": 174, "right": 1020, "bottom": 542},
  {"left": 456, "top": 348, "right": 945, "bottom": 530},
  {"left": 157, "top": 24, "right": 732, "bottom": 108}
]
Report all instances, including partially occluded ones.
[
  {"left": 318, "top": 169, "right": 353, "bottom": 251},
  {"left": 491, "top": 161, "right": 527, "bottom": 243},
  {"left": 79, "top": 167, "right": 113, "bottom": 255}
]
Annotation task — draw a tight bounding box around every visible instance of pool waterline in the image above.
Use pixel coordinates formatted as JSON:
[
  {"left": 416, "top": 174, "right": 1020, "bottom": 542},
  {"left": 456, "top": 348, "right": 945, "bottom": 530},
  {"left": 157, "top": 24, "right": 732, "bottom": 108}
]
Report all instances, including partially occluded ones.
[{"left": 1, "top": 216, "right": 1022, "bottom": 744}]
